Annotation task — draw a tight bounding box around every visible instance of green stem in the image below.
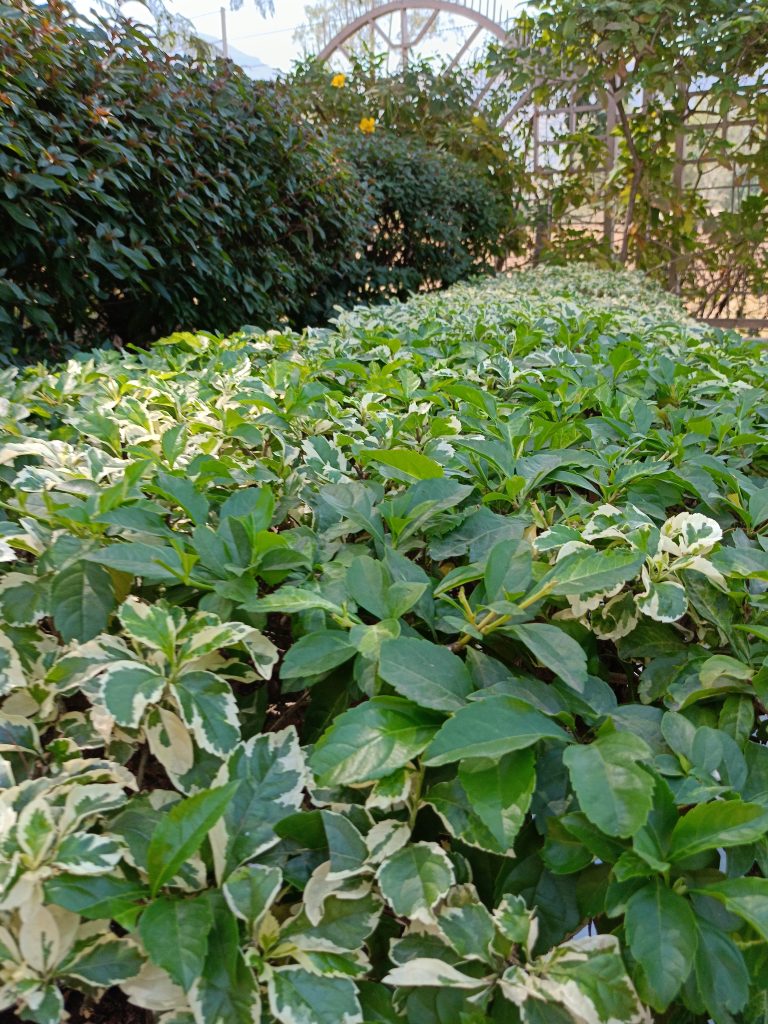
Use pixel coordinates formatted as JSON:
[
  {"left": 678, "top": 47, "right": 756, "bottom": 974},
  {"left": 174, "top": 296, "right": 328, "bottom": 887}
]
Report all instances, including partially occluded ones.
[
  {"left": 450, "top": 582, "right": 554, "bottom": 652},
  {"left": 408, "top": 763, "right": 425, "bottom": 831}
]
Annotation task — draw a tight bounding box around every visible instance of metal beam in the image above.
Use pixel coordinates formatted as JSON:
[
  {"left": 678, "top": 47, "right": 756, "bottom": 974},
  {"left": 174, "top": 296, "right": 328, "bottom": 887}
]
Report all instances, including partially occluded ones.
[
  {"left": 445, "top": 24, "right": 483, "bottom": 74},
  {"left": 317, "top": 0, "right": 515, "bottom": 62},
  {"left": 411, "top": 9, "right": 439, "bottom": 47},
  {"left": 372, "top": 19, "right": 395, "bottom": 48}
]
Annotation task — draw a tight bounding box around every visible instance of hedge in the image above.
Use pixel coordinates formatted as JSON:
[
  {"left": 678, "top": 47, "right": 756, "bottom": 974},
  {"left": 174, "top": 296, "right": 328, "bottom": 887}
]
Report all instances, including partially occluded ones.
[
  {"left": 0, "top": 0, "right": 371, "bottom": 361},
  {"left": 344, "top": 131, "right": 513, "bottom": 300}
]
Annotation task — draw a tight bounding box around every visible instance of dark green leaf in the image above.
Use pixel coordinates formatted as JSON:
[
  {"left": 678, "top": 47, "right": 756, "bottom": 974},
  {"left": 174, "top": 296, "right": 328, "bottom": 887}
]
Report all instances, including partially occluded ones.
[
  {"left": 147, "top": 783, "right": 239, "bottom": 896},
  {"left": 424, "top": 695, "right": 568, "bottom": 766},
  {"left": 378, "top": 636, "right": 473, "bottom": 712},
  {"left": 625, "top": 880, "right": 698, "bottom": 1011},
  {"left": 139, "top": 895, "right": 213, "bottom": 991}
]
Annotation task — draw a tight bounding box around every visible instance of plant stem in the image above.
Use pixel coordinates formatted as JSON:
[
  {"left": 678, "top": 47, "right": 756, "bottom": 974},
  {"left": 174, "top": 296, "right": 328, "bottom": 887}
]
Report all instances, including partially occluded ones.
[{"left": 450, "top": 582, "right": 554, "bottom": 652}]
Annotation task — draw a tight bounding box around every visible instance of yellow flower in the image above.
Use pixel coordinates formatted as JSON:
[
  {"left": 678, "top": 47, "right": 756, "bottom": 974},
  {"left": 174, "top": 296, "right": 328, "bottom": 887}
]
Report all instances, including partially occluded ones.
[
  {"left": 358, "top": 116, "right": 376, "bottom": 134},
  {"left": 331, "top": 73, "right": 346, "bottom": 88}
]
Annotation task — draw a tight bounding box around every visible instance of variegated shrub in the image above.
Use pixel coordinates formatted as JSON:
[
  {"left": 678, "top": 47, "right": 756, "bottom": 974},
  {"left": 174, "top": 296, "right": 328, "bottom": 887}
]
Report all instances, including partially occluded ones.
[{"left": 1, "top": 265, "right": 768, "bottom": 1023}]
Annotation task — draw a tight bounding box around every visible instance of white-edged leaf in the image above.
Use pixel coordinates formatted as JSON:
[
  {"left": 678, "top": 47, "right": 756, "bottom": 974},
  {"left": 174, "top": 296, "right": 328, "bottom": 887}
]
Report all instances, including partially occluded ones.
[
  {"left": 310, "top": 697, "right": 444, "bottom": 786},
  {"left": 268, "top": 967, "right": 362, "bottom": 1024},
  {"left": 636, "top": 579, "right": 688, "bottom": 623},
  {"left": 174, "top": 670, "right": 240, "bottom": 757},
  {"left": 216, "top": 728, "right": 308, "bottom": 878},
  {"left": 223, "top": 863, "right": 282, "bottom": 928},
  {"left": 543, "top": 547, "right": 644, "bottom": 596},
  {"left": 100, "top": 662, "right": 165, "bottom": 728},
  {"left": 383, "top": 957, "right": 488, "bottom": 989},
  {"left": 376, "top": 842, "right": 454, "bottom": 924}
]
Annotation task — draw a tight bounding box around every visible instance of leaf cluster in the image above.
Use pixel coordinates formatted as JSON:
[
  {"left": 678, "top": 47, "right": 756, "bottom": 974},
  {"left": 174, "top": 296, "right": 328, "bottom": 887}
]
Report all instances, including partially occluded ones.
[{"left": 1, "top": 265, "right": 768, "bottom": 1022}]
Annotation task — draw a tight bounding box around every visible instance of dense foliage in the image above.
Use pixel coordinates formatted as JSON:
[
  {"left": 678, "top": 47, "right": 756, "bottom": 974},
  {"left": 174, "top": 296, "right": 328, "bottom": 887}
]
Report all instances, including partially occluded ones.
[
  {"left": 289, "top": 58, "right": 526, "bottom": 297},
  {"left": 498, "top": 0, "right": 768, "bottom": 316},
  {"left": 1, "top": 265, "right": 768, "bottom": 1022},
  {"left": 339, "top": 132, "right": 514, "bottom": 300},
  {"left": 0, "top": 0, "right": 370, "bottom": 361}
]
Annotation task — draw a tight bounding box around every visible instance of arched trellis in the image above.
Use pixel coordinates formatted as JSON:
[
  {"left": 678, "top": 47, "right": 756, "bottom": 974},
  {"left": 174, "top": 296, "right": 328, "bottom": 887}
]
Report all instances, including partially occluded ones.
[
  {"left": 318, "top": 0, "right": 515, "bottom": 75},
  {"left": 315, "top": 3, "right": 604, "bottom": 221}
]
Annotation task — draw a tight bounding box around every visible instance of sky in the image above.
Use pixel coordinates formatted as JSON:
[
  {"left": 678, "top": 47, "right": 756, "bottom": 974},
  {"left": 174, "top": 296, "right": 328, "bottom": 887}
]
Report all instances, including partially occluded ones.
[
  {"left": 72, "top": 0, "right": 521, "bottom": 76},
  {"left": 166, "top": 0, "right": 312, "bottom": 72}
]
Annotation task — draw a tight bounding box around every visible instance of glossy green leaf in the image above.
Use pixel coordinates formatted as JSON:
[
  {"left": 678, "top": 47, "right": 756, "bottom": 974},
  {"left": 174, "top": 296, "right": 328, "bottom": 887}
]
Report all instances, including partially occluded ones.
[
  {"left": 44, "top": 874, "right": 148, "bottom": 922},
  {"left": 563, "top": 732, "right": 654, "bottom": 838},
  {"left": 625, "top": 880, "right": 698, "bottom": 1011},
  {"left": 139, "top": 895, "right": 213, "bottom": 991},
  {"left": 280, "top": 630, "right": 356, "bottom": 681},
  {"left": 457, "top": 748, "right": 536, "bottom": 853},
  {"left": 378, "top": 636, "right": 473, "bottom": 711},
  {"left": 361, "top": 449, "right": 444, "bottom": 480},
  {"left": 694, "top": 877, "right": 768, "bottom": 941},
  {"left": 669, "top": 800, "right": 768, "bottom": 861},
  {"left": 50, "top": 560, "right": 115, "bottom": 643},
  {"left": 694, "top": 925, "right": 750, "bottom": 1018},
  {"left": 424, "top": 695, "right": 568, "bottom": 767},
  {"left": 509, "top": 623, "right": 588, "bottom": 690},
  {"left": 147, "top": 783, "right": 239, "bottom": 896}
]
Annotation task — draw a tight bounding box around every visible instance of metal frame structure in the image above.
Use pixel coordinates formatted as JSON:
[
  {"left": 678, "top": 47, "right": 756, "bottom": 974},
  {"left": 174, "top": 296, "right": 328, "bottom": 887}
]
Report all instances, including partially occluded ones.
[{"left": 317, "top": 0, "right": 513, "bottom": 70}]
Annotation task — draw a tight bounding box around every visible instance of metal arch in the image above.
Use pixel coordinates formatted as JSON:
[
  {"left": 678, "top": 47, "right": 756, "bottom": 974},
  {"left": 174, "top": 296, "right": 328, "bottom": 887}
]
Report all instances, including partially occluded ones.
[{"left": 317, "top": 0, "right": 514, "bottom": 64}]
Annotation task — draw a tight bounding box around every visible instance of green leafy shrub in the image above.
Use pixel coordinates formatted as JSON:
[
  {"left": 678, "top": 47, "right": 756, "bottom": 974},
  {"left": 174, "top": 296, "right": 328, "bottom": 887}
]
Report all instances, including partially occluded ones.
[
  {"left": 1, "top": 265, "right": 768, "bottom": 1022},
  {"left": 344, "top": 131, "right": 513, "bottom": 299},
  {"left": 0, "top": 0, "right": 370, "bottom": 361},
  {"left": 288, "top": 56, "right": 526, "bottom": 298},
  {"left": 495, "top": 0, "right": 768, "bottom": 315}
]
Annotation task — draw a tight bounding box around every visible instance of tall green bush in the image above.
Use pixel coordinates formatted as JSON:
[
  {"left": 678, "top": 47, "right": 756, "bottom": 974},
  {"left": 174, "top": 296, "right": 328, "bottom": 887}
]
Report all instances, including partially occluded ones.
[
  {"left": 0, "top": 0, "right": 371, "bottom": 360},
  {"left": 345, "top": 132, "right": 514, "bottom": 299},
  {"left": 288, "top": 57, "right": 527, "bottom": 298}
]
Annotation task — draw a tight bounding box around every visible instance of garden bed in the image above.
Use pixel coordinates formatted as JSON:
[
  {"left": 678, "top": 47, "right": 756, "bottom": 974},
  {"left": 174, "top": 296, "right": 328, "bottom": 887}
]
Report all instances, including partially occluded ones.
[{"left": 1, "top": 266, "right": 767, "bottom": 1023}]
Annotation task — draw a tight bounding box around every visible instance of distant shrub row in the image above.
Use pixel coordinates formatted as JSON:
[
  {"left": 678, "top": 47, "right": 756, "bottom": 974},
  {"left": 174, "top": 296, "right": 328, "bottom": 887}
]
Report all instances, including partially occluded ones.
[{"left": 0, "top": 2, "right": 519, "bottom": 360}]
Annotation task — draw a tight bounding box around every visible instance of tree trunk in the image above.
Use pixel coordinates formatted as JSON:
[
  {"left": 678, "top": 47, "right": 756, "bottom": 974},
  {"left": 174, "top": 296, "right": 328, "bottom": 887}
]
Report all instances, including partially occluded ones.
[{"left": 614, "top": 97, "right": 643, "bottom": 266}]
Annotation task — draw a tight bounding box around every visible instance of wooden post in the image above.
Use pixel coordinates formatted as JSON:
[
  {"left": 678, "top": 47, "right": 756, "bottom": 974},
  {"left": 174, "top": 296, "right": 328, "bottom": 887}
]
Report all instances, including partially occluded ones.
[{"left": 669, "top": 126, "right": 685, "bottom": 293}]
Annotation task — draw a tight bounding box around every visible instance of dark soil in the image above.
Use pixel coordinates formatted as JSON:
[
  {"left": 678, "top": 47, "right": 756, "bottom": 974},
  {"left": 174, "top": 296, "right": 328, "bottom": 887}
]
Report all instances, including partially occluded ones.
[
  {"left": 66, "top": 988, "right": 153, "bottom": 1023},
  {"left": 0, "top": 989, "right": 153, "bottom": 1024}
]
